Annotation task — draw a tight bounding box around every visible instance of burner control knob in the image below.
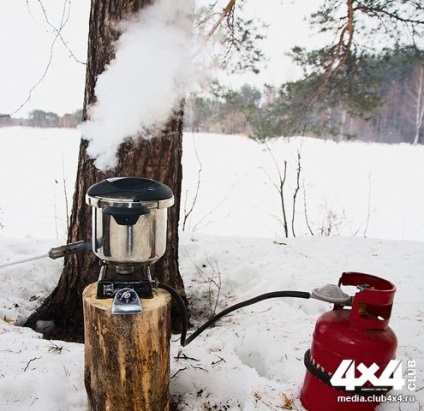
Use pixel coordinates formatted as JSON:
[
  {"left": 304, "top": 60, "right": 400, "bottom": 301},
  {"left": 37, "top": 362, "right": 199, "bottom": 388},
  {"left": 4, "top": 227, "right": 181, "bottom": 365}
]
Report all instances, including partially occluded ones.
[{"left": 111, "top": 288, "right": 143, "bottom": 315}]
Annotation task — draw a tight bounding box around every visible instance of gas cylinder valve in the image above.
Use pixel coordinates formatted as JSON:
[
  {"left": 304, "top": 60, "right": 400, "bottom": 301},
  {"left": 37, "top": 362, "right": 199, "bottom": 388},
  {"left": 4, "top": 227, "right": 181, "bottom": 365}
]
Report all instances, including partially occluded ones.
[{"left": 356, "top": 283, "right": 374, "bottom": 291}]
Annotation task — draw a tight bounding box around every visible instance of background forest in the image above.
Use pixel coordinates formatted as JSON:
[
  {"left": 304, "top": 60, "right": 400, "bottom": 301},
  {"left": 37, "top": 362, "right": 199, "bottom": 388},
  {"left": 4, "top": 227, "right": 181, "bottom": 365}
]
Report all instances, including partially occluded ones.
[
  {"left": 185, "top": 48, "right": 424, "bottom": 144},
  {"left": 2, "top": 47, "right": 423, "bottom": 145}
]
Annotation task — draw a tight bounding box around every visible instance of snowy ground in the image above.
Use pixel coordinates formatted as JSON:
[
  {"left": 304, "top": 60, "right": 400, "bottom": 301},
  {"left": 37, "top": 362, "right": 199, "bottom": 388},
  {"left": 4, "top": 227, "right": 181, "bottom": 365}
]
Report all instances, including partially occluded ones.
[{"left": 0, "top": 127, "right": 423, "bottom": 410}]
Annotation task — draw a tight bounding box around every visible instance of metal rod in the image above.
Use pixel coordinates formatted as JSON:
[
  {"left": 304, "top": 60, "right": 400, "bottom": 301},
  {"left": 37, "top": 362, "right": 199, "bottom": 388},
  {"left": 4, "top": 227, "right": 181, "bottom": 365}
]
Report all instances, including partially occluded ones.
[
  {"left": 0, "top": 253, "right": 49, "bottom": 269},
  {"left": 0, "top": 240, "right": 90, "bottom": 270}
]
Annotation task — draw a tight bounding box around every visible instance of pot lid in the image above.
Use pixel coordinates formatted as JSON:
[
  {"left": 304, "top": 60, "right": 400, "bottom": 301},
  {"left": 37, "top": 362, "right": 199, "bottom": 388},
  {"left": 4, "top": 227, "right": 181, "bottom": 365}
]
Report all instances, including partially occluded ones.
[{"left": 86, "top": 177, "right": 174, "bottom": 208}]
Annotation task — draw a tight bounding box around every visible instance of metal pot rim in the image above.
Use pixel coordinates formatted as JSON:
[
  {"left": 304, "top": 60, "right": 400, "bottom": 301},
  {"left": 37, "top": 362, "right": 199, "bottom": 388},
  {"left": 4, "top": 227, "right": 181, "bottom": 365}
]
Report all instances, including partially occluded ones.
[{"left": 86, "top": 194, "right": 174, "bottom": 209}]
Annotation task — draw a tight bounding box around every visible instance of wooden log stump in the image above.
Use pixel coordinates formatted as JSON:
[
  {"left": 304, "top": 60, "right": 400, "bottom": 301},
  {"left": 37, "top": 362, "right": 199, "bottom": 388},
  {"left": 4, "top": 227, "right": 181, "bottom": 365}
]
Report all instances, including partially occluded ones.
[{"left": 83, "top": 283, "right": 171, "bottom": 411}]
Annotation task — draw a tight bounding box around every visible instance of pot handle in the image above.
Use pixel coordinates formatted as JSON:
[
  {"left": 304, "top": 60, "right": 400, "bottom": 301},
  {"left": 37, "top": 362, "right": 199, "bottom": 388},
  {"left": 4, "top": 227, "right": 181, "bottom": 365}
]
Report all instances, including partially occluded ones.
[{"left": 103, "top": 205, "right": 150, "bottom": 225}]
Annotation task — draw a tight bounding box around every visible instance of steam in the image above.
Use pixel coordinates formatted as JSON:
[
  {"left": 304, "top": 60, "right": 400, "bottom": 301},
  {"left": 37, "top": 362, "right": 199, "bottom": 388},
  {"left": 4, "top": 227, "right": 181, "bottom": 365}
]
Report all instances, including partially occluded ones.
[{"left": 79, "top": 0, "right": 198, "bottom": 171}]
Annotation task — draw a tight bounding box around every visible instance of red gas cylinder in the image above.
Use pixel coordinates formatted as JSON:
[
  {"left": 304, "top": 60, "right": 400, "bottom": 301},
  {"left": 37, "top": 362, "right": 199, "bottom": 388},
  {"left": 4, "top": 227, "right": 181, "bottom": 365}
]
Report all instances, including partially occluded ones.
[{"left": 300, "top": 272, "right": 398, "bottom": 411}]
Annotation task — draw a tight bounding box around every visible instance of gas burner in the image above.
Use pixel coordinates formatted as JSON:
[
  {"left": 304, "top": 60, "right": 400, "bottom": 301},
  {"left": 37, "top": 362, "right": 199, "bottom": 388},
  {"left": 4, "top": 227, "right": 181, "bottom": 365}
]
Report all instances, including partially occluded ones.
[{"left": 97, "top": 263, "right": 153, "bottom": 299}]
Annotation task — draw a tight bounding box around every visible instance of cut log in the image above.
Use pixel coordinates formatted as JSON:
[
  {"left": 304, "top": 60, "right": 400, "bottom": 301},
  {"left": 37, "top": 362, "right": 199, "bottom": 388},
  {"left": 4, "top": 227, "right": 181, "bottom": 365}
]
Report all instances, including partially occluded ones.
[{"left": 83, "top": 283, "right": 171, "bottom": 411}]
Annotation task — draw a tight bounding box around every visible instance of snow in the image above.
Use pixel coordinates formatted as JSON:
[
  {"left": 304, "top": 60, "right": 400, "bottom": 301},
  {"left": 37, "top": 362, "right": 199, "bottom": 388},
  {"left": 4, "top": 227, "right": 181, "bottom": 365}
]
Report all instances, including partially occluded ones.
[{"left": 0, "top": 127, "right": 423, "bottom": 410}]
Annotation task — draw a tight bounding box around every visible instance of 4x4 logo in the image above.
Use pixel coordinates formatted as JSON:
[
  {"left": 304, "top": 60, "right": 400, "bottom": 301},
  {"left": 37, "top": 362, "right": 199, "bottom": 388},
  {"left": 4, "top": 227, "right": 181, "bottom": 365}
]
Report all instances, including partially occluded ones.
[{"left": 330, "top": 360, "right": 405, "bottom": 391}]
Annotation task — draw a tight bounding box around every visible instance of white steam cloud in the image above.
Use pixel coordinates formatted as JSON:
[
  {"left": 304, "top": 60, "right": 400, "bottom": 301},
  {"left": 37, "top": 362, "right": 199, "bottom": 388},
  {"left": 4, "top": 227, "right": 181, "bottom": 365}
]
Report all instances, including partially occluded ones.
[{"left": 79, "top": 0, "right": 198, "bottom": 171}]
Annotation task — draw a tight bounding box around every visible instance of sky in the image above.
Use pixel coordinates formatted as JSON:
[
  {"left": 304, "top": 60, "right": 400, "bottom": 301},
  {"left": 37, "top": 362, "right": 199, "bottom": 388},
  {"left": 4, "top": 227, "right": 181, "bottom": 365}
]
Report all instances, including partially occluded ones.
[
  {"left": 0, "top": 0, "right": 90, "bottom": 117},
  {"left": 0, "top": 0, "right": 319, "bottom": 119}
]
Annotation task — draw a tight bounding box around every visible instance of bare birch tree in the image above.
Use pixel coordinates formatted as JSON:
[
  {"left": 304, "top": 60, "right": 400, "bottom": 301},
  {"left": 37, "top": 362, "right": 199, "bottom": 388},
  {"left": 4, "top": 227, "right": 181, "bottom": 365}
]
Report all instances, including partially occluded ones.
[{"left": 405, "top": 65, "right": 424, "bottom": 145}]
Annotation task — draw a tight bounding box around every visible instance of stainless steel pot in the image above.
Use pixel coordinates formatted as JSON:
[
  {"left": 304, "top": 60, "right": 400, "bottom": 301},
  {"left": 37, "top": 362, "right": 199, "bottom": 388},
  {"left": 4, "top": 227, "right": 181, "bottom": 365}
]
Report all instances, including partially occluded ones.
[{"left": 86, "top": 177, "right": 174, "bottom": 265}]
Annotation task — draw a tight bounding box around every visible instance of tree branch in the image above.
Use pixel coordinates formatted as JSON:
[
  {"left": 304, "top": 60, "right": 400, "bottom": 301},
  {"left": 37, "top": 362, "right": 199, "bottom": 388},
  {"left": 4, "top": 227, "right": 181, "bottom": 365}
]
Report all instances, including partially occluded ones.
[
  {"left": 30, "top": 0, "right": 86, "bottom": 65},
  {"left": 5, "top": 0, "right": 83, "bottom": 117},
  {"left": 206, "top": 0, "right": 237, "bottom": 40},
  {"left": 315, "top": 0, "right": 355, "bottom": 97},
  {"left": 354, "top": 4, "right": 424, "bottom": 26}
]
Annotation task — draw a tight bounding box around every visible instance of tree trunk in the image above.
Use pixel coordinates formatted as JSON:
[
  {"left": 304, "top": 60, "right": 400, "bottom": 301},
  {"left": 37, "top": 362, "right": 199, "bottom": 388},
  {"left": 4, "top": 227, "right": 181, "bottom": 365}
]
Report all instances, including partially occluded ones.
[
  {"left": 25, "top": 0, "right": 186, "bottom": 342},
  {"left": 83, "top": 283, "right": 171, "bottom": 411}
]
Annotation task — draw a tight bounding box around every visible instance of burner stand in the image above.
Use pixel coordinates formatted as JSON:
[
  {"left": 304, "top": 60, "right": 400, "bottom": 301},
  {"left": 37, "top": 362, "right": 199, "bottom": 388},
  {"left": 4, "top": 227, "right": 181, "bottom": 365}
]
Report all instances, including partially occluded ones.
[{"left": 97, "top": 264, "right": 153, "bottom": 299}]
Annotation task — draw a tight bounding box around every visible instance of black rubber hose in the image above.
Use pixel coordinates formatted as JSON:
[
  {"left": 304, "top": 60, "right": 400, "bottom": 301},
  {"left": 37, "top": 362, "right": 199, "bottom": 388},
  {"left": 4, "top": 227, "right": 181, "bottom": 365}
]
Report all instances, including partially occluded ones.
[
  {"left": 158, "top": 283, "right": 310, "bottom": 347},
  {"left": 157, "top": 282, "right": 189, "bottom": 345},
  {"left": 182, "top": 290, "right": 311, "bottom": 346}
]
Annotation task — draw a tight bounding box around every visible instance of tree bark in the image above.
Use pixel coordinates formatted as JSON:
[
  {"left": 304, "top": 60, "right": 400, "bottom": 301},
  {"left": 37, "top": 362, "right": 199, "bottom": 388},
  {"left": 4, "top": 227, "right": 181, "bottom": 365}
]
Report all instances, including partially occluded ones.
[
  {"left": 25, "top": 0, "right": 186, "bottom": 342},
  {"left": 83, "top": 283, "right": 171, "bottom": 411}
]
